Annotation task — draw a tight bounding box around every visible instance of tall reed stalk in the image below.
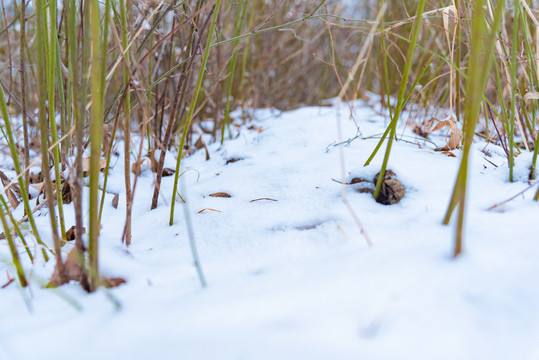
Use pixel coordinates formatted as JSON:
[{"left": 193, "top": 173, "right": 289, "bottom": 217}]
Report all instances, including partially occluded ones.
[
  {"left": 46, "top": 0, "right": 67, "bottom": 241},
  {"left": 89, "top": 0, "right": 106, "bottom": 291},
  {"left": 443, "top": 0, "right": 505, "bottom": 257},
  {"left": 35, "top": 0, "right": 64, "bottom": 277},
  {"left": 19, "top": 0, "right": 29, "bottom": 197},
  {"left": 66, "top": 0, "right": 89, "bottom": 291}
]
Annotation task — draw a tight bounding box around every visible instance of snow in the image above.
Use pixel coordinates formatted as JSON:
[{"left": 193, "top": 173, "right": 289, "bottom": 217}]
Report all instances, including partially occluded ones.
[{"left": 1, "top": 100, "right": 539, "bottom": 359}]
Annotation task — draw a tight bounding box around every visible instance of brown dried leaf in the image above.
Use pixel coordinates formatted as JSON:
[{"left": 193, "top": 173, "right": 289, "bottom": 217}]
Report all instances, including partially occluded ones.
[
  {"left": 162, "top": 168, "right": 175, "bottom": 177},
  {"left": 30, "top": 183, "right": 44, "bottom": 191},
  {"left": 431, "top": 120, "right": 462, "bottom": 151},
  {"left": 0, "top": 171, "right": 20, "bottom": 209},
  {"left": 62, "top": 181, "right": 73, "bottom": 204},
  {"left": 441, "top": 151, "right": 457, "bottom": 157},
  {"left": 50, "top": 248, "right": 125, "bottom": 289},
  {"left": 430, "top": 120, "right": 452, "bottom": 132},
  {"left": 247, "top": 125, "right": 263, "bottom": 133},
  {"left": 350, "top": 177, "right": 369, "bottom": 184},
  {"left": 226, "top": 157, "right": 243, "bottom": 164},
  {"left": 112, "top": 194, "right": 119, "bottom": 209},
  {"left": 65, "top": 226, "right": 86, "bottom": 241},
  {"left": 194, "top": 136, "right": 211, "bottom": 161},
  {"left": 5, "top": 189, "right": 19, "bottom": 209},
  {"left": 29, "top": 172, "right": 43, "bottom": 184},
  {"left": 209, "top": 192, "right": 232, "bottom": 198},
  {"left": 32, "top": 182, "right": 45, "bottom": 205},
  {"left": 82, "top": 158, "right": 107, "bottom": 177},
  {"left": 49, "top": 248, "right": 83, "bottom": 286},
  {"left": 100, "top": 276, "right": 127, "bottom": 289},
  {"left": 194, "top": 135, "right": 206, "bottom": 150}
]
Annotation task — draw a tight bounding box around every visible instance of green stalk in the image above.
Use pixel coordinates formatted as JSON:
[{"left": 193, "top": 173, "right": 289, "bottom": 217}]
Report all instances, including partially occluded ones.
[
  {"left": 47, "top": 0, "right": 67, "bottom": 240},
  {"left": 221, "top": 0, "right": 248, "bottom": 143},
  {"left": 35, "top": 0, "right": 62, "bottom": 272},
  {"left": 380, "top": 8, "right": 393, "bottom": 121},
  {"left": 0, "top": 196, "right": 27, "bottom": 287},
  {"left": 67, "top": 0, "right": 89, "bottom": 291},
  {"left": 443, "top": 0, "right": 505, "bottom": 257},
  {"left": 372, "top": 0, "right": 426, "bottom": 200},
  {"left": 170, "top": 0, "right": 223, "bottom": 226},
  {"left": 20, "top": 0, "right": 29, "bottom": 197},
  {"left": 455, "top": 0, "right": 462, "bottom": 124},
  {"left": 56, "top": 43, "right": 69, "bottom": 156},
  {"left": 89, "top": 0, "right": 105, "bottom": 291}
]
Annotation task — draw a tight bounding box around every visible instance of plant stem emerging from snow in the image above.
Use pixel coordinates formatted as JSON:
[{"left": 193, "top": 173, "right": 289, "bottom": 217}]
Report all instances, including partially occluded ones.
[
  {"left": 170, "top": 0, "right": 223, "bottom": 226},
  {"left": 120, "top": 0, "right": 133, "bottom": 246},
  {"left": 88, "top": 0, "right": 105, "bottom": 291},
  {"left": 443, "top": 0, "right": 505, "bottom": 258},
  {"left": 35, "top": 0, "right": 64, "bottom": 277},
  {"left": 371, "top": 0, "right": 426, "bottom": 201}
]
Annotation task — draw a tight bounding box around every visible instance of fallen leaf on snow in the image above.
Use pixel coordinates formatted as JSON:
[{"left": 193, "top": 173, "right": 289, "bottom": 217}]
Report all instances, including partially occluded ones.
[
  {"left": 209, "top": 192, "right": 232, "bottom": 198},
  {"left": 441, "top": 151, "right": 457, "bottom": 157},
  {"left": 49, "top": 248, "right": 85, "bottom": 286},
  {"left": 430, "top": 119, "right": 462, "bottom": 151},
  {"left": 100, "top": 276, "right": 127, "bottom": 289}
]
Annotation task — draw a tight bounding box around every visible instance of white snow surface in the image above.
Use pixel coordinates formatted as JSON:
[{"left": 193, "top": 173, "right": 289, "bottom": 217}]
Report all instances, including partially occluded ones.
[{"left": 1, "top": 101, "right": 539, "bottom": 359}]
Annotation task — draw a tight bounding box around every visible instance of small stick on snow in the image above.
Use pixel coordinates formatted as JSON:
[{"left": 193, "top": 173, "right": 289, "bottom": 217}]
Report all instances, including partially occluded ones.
[{"left": 487, "top": 182, "right": 537, "bottom": 211}]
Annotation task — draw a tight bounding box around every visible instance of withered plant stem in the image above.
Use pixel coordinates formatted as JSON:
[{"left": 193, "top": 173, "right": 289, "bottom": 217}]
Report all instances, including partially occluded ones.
[{"left": 120, "top": 0, "right": 132, "bottom": 246}]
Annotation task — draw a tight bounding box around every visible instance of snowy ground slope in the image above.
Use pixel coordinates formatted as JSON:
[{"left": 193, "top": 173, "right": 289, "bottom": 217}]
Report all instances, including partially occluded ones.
[{"left": 1, "top": 101, "right": 539, "bottom": 360}]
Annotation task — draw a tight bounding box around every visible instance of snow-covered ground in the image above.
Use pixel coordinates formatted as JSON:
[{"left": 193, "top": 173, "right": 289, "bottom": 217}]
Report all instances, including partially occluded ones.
[{"left": 1, "top": 101, "right": 539, "bottom": 359}]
